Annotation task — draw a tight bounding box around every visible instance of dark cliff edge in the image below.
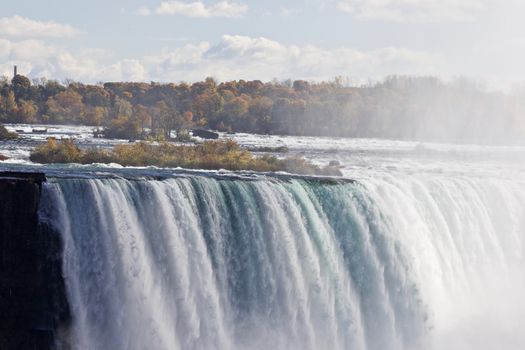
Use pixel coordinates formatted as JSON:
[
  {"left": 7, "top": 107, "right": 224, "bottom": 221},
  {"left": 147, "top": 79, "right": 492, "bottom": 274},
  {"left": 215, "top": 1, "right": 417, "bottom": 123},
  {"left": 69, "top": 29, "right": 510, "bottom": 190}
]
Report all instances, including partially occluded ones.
[{"left": 0, "top": 172, "right": 70, "bottom": 350}]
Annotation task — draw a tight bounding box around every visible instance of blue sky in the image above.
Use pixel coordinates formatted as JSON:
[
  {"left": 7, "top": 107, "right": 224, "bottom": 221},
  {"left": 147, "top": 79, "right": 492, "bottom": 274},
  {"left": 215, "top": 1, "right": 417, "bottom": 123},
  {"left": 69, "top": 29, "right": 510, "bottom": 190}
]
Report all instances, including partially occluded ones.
[{"left": 0, "top": 0, "right": 524, "bottom": 88}]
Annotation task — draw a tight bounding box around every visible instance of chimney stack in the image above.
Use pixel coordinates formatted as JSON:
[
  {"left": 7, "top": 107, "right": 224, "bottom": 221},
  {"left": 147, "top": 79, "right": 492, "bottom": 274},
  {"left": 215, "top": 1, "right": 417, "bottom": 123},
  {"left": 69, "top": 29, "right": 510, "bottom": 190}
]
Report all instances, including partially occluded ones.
[{"left": 14, "top": 65, "right": 17, "bottom": 77}]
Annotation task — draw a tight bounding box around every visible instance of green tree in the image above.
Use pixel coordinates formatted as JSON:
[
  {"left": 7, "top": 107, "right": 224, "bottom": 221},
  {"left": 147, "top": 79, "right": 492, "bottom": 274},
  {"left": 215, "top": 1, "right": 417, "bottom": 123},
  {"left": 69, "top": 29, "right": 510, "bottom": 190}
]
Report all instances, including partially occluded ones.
[{"left": 11, "top": 74, "right": 31, "bottom": 101}]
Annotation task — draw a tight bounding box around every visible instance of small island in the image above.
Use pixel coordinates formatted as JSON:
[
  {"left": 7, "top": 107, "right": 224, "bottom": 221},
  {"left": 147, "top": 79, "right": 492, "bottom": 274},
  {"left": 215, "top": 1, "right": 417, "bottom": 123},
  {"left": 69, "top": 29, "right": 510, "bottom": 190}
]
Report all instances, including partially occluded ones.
[{"left": 29, "top": 138, "right": 342, "bottom": 176}]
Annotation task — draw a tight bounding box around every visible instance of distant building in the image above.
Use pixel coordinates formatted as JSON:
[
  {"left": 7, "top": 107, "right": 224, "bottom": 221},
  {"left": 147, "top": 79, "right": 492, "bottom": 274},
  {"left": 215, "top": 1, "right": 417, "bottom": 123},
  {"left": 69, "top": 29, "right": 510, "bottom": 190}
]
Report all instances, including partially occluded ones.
[{"left": 14, "top": 65, "right": 17, "bottom": 77}]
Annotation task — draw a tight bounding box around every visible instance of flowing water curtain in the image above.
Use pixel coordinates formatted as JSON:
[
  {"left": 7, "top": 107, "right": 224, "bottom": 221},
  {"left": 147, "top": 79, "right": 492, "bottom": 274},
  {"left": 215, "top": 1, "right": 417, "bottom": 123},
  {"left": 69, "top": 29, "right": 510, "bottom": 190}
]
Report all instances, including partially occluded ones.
[{"left": 39, "top": 175, "right": 525, "bottom": 350}]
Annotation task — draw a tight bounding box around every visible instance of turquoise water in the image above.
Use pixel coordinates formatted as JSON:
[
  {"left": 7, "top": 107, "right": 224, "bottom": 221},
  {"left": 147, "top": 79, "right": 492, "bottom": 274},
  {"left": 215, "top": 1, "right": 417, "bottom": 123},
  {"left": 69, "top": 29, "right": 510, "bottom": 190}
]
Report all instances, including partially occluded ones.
[{"left": 38, "top": 173, "right": 525, "bottom": 350}]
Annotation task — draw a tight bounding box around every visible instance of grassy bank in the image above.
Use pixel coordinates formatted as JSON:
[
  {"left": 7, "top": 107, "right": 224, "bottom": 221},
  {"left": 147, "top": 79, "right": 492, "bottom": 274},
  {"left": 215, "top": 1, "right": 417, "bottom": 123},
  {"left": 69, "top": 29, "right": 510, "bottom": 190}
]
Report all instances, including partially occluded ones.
[{"left": 30, "top": 138, "right": 342, "bottom": 176}]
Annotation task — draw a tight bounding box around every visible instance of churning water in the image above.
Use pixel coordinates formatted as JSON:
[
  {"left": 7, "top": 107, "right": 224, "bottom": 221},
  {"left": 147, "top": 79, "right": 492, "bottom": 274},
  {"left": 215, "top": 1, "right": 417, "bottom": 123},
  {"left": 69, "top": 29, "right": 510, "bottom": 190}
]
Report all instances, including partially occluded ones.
[{"left": 8, "top": 127, "right": 520, "bottom": 349}]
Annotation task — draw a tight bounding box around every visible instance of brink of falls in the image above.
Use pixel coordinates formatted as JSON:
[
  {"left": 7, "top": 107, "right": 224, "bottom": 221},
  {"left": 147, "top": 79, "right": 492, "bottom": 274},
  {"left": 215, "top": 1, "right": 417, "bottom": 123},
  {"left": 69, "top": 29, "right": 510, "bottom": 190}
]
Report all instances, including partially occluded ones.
[{"left": 38, "top": 175, "right": 525, "bottom": 350}]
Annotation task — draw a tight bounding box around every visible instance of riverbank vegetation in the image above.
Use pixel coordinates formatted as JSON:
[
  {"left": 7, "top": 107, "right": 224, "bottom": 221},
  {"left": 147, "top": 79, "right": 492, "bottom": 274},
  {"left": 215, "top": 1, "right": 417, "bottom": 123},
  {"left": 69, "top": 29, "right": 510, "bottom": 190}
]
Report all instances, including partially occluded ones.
[
  {"left": 29, "top": 138, "right": 341, "bottom": 176},
  {"left": 2, "top": 74, "right": 524, "bottom": 144}
]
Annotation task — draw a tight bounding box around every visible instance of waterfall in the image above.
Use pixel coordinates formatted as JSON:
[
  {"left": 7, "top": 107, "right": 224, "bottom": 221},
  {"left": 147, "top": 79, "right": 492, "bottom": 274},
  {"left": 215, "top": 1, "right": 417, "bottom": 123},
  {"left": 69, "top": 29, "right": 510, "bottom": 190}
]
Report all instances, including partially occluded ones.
[{"left": 39, "top": 175, "right": 525, "bottom": 350}]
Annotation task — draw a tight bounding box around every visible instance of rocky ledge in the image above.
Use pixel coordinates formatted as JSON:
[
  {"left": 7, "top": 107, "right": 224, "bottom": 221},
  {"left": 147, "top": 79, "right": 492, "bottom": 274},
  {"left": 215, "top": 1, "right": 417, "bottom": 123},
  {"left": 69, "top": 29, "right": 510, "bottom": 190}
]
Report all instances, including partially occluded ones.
[{"left": 0, "top": 172, "right": 70, "bottom": 350}]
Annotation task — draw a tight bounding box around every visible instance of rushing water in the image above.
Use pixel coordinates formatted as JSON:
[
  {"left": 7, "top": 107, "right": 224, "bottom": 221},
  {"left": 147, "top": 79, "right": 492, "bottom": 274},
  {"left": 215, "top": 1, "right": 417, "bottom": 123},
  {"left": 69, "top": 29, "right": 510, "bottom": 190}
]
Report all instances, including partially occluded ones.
[
  {"left": 38, "top": 172, "right": 525, "bottom": 350},
  {"left": 3, "top": 124, "right": 523, "bottom": 349}
]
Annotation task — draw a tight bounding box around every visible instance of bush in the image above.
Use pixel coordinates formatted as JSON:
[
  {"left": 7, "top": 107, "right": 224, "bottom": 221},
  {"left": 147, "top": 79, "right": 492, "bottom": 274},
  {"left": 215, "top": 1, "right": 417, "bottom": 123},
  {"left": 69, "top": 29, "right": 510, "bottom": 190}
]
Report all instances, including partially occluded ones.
[
  {"left": 175, "top": 130, "right": 192, "bottom": 142},
  {"left": 103, "top": 116, "right": 142, "bottom": 140},
  {"left": 30, "top": 138, "right": 82, "bottom": 163},
  {"left": 283, "top": 156, "right": 342, "bottom": 176},
  {"left": 81, "top": 148, "right": 114, "bottom": 164},
  {"left": 29, "top": 138, "right": 342, "bottom": 176}
]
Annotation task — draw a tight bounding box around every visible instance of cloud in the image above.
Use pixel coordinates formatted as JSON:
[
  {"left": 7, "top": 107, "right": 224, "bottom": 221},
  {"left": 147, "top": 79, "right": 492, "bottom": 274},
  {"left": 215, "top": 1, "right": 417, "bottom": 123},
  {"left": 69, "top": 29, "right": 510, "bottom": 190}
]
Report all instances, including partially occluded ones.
[
  {"left": 280, "top": 7, "right": 301, "bottom": 16},
  {"left": 139, "top": 1, "right": 248, "bottom": 18},
  {"left": 0, "top": 15, "right": 81, "bottom": 38},
  {"left": 335, "top": 0, "right": 485, "bottom": 22},
  {"left": 145, "top": 35, "right": 441, "bottom": 82},
  {"left": 0, "top": 39, "right": 145, "bottom": 82},
  {"left": 0, "top": 35, "right": 442, "bottom": 84},
  {"left": 137, "top": 7, "right": 152, "bottom": 16}
]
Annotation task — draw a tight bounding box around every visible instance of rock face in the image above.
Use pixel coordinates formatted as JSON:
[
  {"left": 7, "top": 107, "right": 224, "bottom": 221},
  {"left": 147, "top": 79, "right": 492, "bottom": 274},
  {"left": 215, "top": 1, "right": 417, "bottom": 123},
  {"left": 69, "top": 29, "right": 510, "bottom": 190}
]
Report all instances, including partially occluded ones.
[
  {"left": 192, "top": 129, "right": 219, "bottom": 139},
  {"left": 0, "top": 172, "right": 70, "bottom": 350}
]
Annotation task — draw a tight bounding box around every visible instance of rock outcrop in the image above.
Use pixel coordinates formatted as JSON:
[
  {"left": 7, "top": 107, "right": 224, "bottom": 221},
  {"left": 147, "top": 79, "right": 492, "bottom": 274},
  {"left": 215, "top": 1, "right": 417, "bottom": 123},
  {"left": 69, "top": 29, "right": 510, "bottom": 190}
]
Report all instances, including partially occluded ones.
[{"left": 0, "top": 172, "right": 70, "bottom": 350}]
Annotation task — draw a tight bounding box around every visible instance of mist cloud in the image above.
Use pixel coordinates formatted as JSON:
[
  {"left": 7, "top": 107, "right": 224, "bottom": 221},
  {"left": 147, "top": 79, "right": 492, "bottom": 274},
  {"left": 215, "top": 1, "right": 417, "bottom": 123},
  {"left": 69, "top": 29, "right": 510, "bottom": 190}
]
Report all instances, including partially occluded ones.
[{"left": 336, "top": 0, "right": 485, "bottom": 22}]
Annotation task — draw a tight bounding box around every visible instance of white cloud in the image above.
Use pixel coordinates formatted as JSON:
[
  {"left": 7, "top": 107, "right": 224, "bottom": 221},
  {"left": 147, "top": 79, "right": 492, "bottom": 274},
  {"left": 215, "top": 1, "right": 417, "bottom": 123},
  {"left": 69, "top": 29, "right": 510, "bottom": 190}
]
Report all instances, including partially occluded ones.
[
  {"left": 336, "top": 0, "right": 485, "bottom": 22},
  {"left": 0, "top": 35, "right": 442, "bottom": 83},
  {"left": 0, "top": 39, "right": 144, "bottom": 82},
  {"left": 139, "top": 1, "right": 248, "bottom": 18},
  {"left": 280, "top": 7, "right": 301, "bottom": 16},
  {"left": 144, "top": 35, "right": 441, "bottom": 82},
  {"left": 0, "top": 15, "right": 81, "bottom": 38},
  {"left": 137, "top": 7, "right": 152, "bottom": 16}
]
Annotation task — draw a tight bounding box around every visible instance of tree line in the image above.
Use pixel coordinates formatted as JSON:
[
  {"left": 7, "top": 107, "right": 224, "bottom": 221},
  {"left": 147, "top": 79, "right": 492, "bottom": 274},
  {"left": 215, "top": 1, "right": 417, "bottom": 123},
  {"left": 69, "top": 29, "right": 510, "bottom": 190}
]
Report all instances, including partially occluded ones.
[{"left": 1, "top": 74, "right": 524, "bottom": 144}]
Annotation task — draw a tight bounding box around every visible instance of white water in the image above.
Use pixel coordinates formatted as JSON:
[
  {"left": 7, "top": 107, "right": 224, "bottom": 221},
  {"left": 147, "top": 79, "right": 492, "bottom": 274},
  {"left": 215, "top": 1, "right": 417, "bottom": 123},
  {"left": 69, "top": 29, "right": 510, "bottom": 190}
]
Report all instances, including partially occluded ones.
[
  {"left": 3, "top": 123, "right": 524, "bottom": 348},
  {"left": 39, "top": 171, "right": 525, "bottom": 350}
]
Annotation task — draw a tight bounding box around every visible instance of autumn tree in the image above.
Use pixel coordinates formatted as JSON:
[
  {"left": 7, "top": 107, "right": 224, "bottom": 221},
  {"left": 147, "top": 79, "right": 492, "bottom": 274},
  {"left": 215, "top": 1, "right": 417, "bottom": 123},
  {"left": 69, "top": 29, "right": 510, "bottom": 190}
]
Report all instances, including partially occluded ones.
[
  {"left": 132, "top": 104, "right": 152, "bottom": 129},
  {"left": 151, "top": 100, "right": 171, "bottom": 138},
  {"left": 112, "top": 97, "right": 132, "bottom": 119},
  {"left": 221, "top": 96, "right": 249, "bottom": 131},
  {"left": 45, "top": 90, "right": 85, "bottom": 123},
  {"left": 192, "top": 92, "right": 223, "bottom": 127},
  {"left": 104, "top": 114, "right": 142, "bottom": 140},
  {"left": 249, "top": 96, "right": 273, "bottom": 133},
  {"left": 17, "top": 100, "right": 38, "bottom": 123},
  {"left": 83, "top": 85, "right": 110, "bottom": 107},
  {"left": 1, "top": 91, "right": 18, "bottom": 122},
  {"left": 85, "top": 106, "right": 108, "bottom": 126}
]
